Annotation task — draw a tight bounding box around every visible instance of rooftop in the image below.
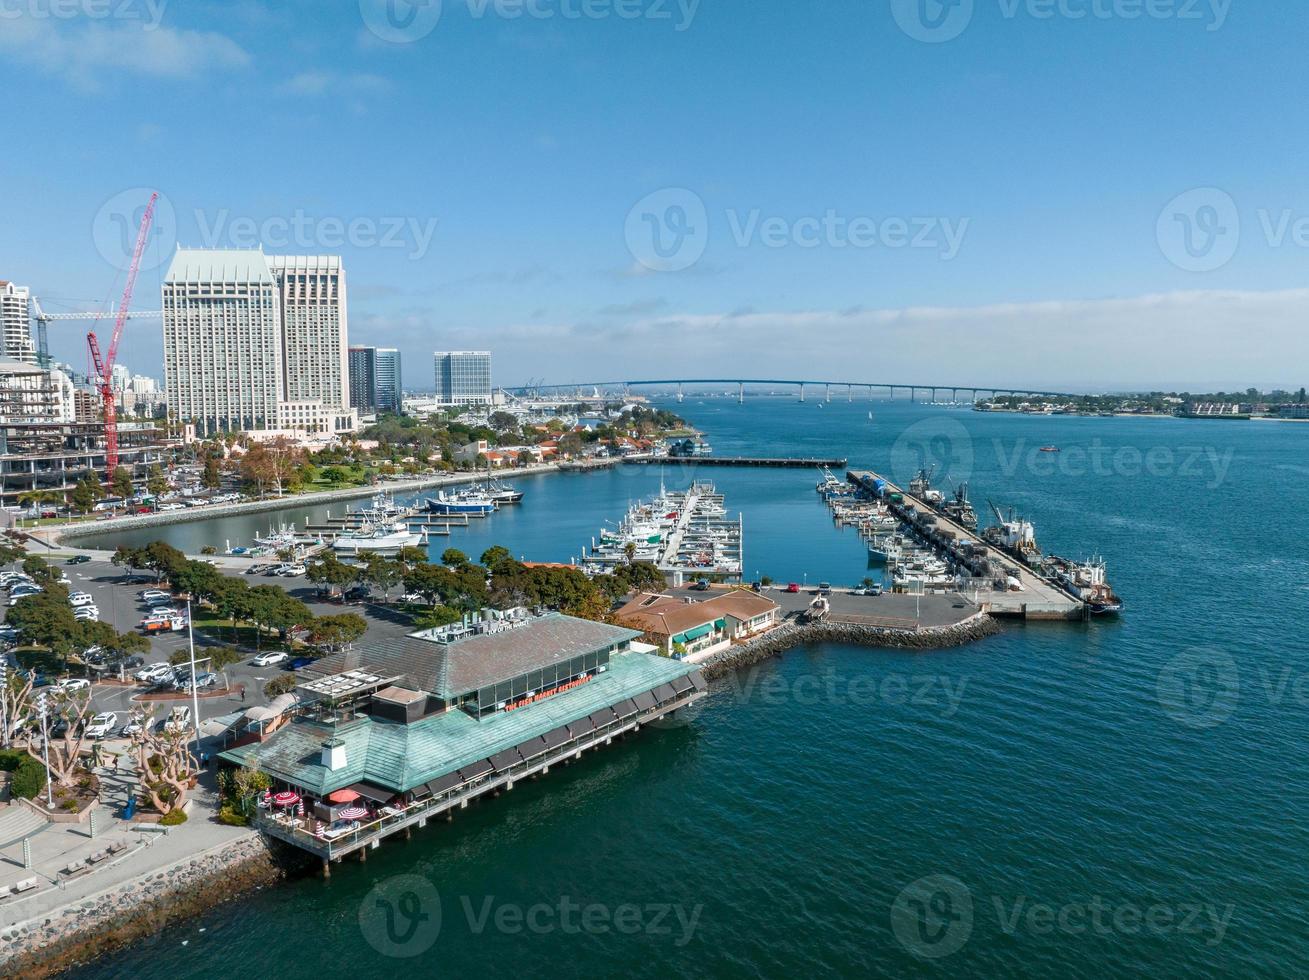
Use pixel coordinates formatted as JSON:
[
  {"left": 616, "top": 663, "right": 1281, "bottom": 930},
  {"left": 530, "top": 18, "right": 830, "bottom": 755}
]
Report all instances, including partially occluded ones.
[
  {"left": 615, "top": 590, "right": 778, "bottom": 636},
  {"left": 300, "top": 612, "right": 641, "bottom": 701},
  {"left": 221, "top": 649, "right": 697, "bottom": 795},
  {"left": 165, "top": 248, "right": 273, "bottom": 285}
]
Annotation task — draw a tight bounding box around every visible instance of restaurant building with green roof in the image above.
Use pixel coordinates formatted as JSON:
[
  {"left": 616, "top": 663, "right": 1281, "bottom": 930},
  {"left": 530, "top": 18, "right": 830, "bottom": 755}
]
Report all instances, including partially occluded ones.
[{"left": 221, "top": 610, "right": 706, "bottom": 866}]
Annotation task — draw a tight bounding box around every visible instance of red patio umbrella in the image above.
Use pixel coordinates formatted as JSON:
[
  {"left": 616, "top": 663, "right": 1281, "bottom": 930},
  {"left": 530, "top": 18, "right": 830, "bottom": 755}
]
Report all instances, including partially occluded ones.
[
  {"left": 328, "top": 789, "right": 361, "bottom": 803},
  {"left": 272, "top": 791, "right": 300, "bottom": 807},
  {"left": 337, "top": 805, "right": 368, "bottom": 821}
]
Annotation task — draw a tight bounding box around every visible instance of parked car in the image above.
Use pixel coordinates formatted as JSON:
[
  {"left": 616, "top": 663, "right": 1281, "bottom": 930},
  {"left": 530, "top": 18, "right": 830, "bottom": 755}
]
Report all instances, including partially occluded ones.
[
  {"left": 120, "top": 715, "right": 144, "bottom": 738},
  {"left": 73, "top": 606, "right": 100, "bottom": 621},
  {"left": 69, "top": 592, "right": 95, "bottom": 607},
  {"left": 135, "top": 663, "right": 174, "bottom": 684},
  {"left": 277, "top": 564, "right": 307, "bottom": 577},
  {"left": 785, "top": 583, "right": 801, "bottom": 594},
  {"left": 864, "top": 583, "right": 884, "bottom": 596},
  {"left": 246, "top": 563, "right": 275, "bottom": 576},
  {"left": 251, "top": 650, "right": 289, "bottom": 667},
  {"left": 287, "top": 657, "right": 317, "bottom": 671},
  {"left": 690, "top": 579, "right": 711, "bottom": 591},
  {"left": 56, "top": 678, "right": 91, "bottom": 692},
  {"left": 162, "top": 705, "right": 191, "bottom": 733},
  {"left": 401, "top": 592, "right": 425, "bottom": 604},
  {"left": 341, "top": 585, "right": 371, "bottom": 603},
  {"left": 142, "top": 616, "right": 186, "bottom": 634},
  {"left": 140, "top": 590, "right": 172, "bottom": 603},
  {"left": 818, "top": 582, "right": 832, "bottom": 596},
  {"left": 84, "top": 712, "right": 119, "bottom": 739}
]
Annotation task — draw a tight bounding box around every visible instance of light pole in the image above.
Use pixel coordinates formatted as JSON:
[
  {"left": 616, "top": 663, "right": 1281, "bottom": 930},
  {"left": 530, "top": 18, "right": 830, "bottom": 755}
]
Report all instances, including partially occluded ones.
[
  {"left": 39, "top": 699, "right": 53, "bottom": 807},
  {"left": 186, "top": 599, "right": 202, "bottom": 763}
]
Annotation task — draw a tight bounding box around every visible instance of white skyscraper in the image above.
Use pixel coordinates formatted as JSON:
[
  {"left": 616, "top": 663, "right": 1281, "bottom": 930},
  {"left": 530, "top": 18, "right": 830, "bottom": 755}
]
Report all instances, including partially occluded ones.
[
  {"left": 162, "top": 248, "right": 357, "bottom": 437},
  {"left": 0, "top": 281, "right": 35, "bottom": 365}
]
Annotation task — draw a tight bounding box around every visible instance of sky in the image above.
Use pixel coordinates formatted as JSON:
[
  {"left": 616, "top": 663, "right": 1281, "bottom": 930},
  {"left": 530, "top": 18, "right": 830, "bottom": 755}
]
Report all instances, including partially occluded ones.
[{"left": 0, "top": 0, "right": 1305, "bottom": 392}]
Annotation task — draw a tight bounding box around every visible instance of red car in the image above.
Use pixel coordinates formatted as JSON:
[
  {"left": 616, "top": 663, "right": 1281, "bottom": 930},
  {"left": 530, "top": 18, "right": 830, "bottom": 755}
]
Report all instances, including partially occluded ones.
[{"left": 785, "top": 583, "right": 801, "bottom": 594}]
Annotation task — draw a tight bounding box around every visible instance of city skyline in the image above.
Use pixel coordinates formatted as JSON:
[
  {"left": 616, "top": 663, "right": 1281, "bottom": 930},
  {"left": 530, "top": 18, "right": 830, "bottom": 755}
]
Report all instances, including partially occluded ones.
[{"left": 5, "top": 4, "right": 1309, "bottom": 390}]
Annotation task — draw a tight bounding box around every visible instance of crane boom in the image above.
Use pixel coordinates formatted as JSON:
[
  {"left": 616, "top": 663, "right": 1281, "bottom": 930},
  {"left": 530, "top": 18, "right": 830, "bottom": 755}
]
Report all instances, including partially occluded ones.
[{"left": 88, "top": 191, "right": 158, "bottom": 478}]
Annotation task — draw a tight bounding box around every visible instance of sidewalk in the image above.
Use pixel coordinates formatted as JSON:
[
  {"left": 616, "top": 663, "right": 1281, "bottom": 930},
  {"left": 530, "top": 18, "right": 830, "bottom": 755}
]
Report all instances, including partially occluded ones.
[{"left": 0, "top": 758, "right": 253, "bottom": 933}]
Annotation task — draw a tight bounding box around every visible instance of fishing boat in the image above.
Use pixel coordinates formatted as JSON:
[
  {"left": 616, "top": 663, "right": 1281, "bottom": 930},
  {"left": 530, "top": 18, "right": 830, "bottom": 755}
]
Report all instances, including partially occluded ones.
[
  {"left": 982, "top": 501, "right": 1042, "bottom": 566},
  {"left": 332, "top": 520, "right": 426, "bottom": 556},
  {"left": 1040, "top": 446, "right": 1061, "bottom": 453},
  {"left": 485, "top": 480, "right": 524, "bottom": 504},
  {"left": 426, "top": 490, "right": 497, "bottom": 516},
  {"left": 1044, "top": 555, "right": 1124, "bottom": 615},
  {"left": 942, "top": 483, "right": 979, "bottom": 531},
  {"left": 908, "top": 467, "right": 945, "bottom": 507}
]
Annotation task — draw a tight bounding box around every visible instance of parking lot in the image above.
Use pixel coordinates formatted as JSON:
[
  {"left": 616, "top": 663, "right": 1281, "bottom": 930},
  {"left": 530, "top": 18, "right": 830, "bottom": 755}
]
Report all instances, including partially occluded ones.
[{"left": 3, "top": 557, "right": 419, "bottom": 730}]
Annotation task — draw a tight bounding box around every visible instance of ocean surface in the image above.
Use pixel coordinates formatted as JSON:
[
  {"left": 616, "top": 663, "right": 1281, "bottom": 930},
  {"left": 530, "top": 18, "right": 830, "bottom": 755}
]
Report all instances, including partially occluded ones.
[{"left": 77, "top": 399, "right": 1309, "bottom": 977}]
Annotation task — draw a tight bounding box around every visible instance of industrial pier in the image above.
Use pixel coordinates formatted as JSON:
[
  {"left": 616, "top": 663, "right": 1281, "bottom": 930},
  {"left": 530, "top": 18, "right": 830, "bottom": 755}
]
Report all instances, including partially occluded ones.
[{"left": 847, "top": 470, "right": 1086, "bottom": 620}]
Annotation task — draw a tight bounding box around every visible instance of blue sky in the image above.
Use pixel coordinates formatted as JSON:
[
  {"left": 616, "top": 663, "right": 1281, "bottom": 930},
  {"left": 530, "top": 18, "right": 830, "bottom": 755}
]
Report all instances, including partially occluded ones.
[{"left": 1, "top": 0, "right": 1306, "bottom": 390}]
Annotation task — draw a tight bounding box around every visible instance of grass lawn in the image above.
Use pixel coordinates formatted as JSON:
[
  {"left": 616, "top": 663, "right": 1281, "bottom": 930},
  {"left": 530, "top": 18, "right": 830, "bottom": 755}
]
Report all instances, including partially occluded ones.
[{"left": 191, "top": 610, "right": 270, "bottom": 649}]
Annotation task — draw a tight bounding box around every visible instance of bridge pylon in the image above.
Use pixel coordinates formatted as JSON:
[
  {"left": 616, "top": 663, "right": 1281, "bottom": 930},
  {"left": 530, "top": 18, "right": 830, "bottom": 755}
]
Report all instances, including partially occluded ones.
[
  {"left": 798, "top": 383, "right": 805, "bottom": 403},
  {"left": 738, "top": 382, "right": 744, "bottom": 404}
]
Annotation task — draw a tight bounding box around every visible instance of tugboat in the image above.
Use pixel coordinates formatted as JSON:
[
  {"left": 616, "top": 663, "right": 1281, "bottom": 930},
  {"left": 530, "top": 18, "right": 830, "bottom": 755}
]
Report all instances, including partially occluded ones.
[
  {"left": 1044, "top": 555, "right": 1124, "bottom": 615},
  {"left": 942, "top": 482, "right": 979, "bottom": 531},
  {"left": 982, "top": 501, "right": 1042, "bottom": 567}
]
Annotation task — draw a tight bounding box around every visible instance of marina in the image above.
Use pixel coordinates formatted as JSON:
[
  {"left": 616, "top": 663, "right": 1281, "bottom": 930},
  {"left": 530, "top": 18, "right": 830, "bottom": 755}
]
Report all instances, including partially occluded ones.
[{"left": 583, "top": 481, "right": 744, "bottom": 582}]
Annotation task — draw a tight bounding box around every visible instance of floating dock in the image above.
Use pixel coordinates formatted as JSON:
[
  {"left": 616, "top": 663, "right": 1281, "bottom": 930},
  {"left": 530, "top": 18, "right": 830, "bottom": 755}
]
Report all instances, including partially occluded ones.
[
  {"left": 630, "top": 456, "right": 847, "bottom": 468},
  {"left": 847, "top": 470, "right": 1085, "bottom": 620}
]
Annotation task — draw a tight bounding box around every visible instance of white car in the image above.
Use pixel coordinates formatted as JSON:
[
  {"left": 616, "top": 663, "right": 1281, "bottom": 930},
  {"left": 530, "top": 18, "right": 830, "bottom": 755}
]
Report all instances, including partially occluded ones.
[
  {"left": 135, "top": 663, "right": 173, "bottom": 684},
  {"left": 84, "top": 712, "right": 118, "bottom": 739},
  {"left": 140, "top": 590, "right": 172, "bottom": 603},
  {"left": 148, "top": 605, "right": 181, "bottom": 618},
  {"left": 119, "top": 716, "right": 144, "bottom": 738},
  {"left": 56, "top": 678, "right": 91, "bottom": 692},
  {"left": 251, "top": 650, "right": 289, "bottom": 668},
  {"left": 73, "top": 606, "right": 99, "bottom": 621},
  {"left": 163, "top": 705, "right": 191, "bottom": 733},
  {"left": 69, "top": 592, "right": 95, "bottom": 607},
  {"left": 277, "top": 564, "right": 306, "bottom": 577}
]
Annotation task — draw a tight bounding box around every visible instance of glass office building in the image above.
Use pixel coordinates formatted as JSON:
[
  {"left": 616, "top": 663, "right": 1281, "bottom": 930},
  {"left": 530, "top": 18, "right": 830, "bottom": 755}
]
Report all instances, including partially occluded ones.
[{"left": 433, "top": 351, "right": 492, "bottom": 406}]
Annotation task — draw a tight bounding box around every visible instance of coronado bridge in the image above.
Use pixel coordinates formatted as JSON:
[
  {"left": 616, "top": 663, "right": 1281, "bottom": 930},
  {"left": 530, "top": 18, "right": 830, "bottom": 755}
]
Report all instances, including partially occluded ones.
[{"left": 499, "top": 379, "right": 1088, "bottom": 404}]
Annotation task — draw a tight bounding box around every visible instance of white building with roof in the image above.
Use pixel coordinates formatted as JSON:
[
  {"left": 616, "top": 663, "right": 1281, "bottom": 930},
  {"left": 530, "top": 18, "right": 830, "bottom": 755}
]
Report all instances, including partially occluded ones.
[{"left": 162, "top": 248, "right": 357, "bottom": 438}]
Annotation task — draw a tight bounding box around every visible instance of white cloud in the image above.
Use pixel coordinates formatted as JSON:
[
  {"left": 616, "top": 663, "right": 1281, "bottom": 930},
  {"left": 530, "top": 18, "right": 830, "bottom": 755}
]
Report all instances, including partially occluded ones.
[
  {"left": 280, "top": 71, "right": 390, "bottom": 97},
  {"left": 353, "top": 288, "right": 1309, "bottom": 391},
  {"left": 0, "top": 17, "right": 250, "bottom": 89}
]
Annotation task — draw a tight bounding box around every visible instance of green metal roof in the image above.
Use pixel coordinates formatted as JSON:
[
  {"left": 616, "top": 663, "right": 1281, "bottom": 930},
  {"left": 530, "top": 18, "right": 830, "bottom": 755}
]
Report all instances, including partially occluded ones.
[
  {"left": 220, "top": 651, "right": 697, "bottom": 796},
  {"left": 673, "top": 623, "right": 713, "bottom": 644}
]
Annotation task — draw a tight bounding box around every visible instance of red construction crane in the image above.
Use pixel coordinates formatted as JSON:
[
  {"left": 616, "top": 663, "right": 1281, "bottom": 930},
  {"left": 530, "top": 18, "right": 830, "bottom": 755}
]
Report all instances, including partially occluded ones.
[{"left": 87, "top": 191, "right": 158, "bottom": 478}]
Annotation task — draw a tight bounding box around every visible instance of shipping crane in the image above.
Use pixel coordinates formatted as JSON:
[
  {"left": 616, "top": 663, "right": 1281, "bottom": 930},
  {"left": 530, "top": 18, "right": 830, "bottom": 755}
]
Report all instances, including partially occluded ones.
[{"left": 86, "top": 192, "right": 159, "bottom": 478}]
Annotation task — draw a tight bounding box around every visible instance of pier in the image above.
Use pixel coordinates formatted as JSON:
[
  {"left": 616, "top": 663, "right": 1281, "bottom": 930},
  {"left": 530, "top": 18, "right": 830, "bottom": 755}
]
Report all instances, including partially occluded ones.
[
  {"left": 847, "top": 470, "right": 1085, "bottom": 620},
  {"left": 629, "top": 456, "right": 847, "bottom": 468}
]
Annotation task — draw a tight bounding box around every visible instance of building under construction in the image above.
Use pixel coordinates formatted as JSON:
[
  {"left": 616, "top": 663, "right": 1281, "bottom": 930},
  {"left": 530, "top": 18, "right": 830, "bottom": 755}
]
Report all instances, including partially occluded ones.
[{"left": 0, "top": 360, "right": 165, "bottom": 510}]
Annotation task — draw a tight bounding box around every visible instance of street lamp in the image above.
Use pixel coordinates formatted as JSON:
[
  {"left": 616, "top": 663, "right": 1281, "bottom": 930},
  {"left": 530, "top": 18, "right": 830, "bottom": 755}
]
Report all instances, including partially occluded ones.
[
  {"left": 186, "top": 599, "right": 202, "bottom": 762},
  {"left": 38, "top": 698, "right": 53, "bottom": 808}
]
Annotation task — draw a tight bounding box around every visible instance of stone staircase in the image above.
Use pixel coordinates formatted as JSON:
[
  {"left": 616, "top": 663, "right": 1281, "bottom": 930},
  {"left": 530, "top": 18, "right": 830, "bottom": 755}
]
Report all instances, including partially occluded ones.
[{"left": 0, "top": 804, "right": 46, "bottom": 848}]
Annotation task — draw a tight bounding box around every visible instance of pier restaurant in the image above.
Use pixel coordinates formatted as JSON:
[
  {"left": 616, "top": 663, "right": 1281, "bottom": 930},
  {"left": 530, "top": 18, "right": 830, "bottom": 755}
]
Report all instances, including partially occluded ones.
[
  {"left": 616, "top": 590, "right": 781, "bottom": 661},
  {"left": 220, "top": 610, "right": 706, "bottom": 868}
]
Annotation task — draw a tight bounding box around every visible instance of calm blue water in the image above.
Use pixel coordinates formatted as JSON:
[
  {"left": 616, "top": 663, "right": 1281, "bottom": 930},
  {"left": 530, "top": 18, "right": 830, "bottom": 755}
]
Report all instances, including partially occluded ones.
[{"left": 78, "top": 399, "right": 1309, "bottom": 977}]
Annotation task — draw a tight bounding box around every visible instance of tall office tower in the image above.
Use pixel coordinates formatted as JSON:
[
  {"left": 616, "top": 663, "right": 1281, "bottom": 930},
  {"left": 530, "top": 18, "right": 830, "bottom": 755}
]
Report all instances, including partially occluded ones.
[
  {"left": 374, "top": 347, "right": 402, "bottom": 412},
  {"left": 348, "top": 345, "right": 376, "bottom": 411},
  {"left": 163, "top": 249, "right": 358, "bottom": 437},
  {"left": 434, "top": 351, "right": 492, "bottom": 406},
  {"left": 0, "top": 281, "right": 35, "bottom": 364},
  {"left": 269, "top": 255, "right": 349, "bottom": 414}
]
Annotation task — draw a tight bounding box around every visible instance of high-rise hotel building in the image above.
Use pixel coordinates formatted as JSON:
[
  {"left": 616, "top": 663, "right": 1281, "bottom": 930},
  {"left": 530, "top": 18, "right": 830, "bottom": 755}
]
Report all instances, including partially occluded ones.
[{"left": 162, "top": 249, "right": 357, "bottom": 438}]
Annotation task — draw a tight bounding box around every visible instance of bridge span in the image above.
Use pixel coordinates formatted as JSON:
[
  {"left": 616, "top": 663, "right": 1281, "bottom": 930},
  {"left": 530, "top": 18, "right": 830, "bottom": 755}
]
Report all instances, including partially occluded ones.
[{"left": 500, "top": 378, "right": 1086, "bottom": 404}]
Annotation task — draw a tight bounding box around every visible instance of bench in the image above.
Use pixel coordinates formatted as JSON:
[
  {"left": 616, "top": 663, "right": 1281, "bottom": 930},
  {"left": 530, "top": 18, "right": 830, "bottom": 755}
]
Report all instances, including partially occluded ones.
[
  {"left": 107, "top": 841, "right": 129, "bottom": 855},
  {"left": 87, "top": 850, "right": 110, "bottom": 866},
  {"left": 60, "top": 861, "right": 88, "bottom": 878},
  {"left": 11, "top": 877, "right": 38, "bottom": 894}
]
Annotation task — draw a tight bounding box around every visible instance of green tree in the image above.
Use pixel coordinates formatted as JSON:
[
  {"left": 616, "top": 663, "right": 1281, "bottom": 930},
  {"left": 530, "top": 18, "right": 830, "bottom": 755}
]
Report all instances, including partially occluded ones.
[
  {"left": 202, "top": 454, "right": 221, "bottom": 490},
  {"left": 110, "top": 466, "right": 134, "bottom": 499},
  {"left": 306, "top": 553, "right": 359, "bottom": 596},
  {"left": 146, "top": 464, "right": 170, "bottom": 498},
  {"left": 309, "top": 613, "right": 368, "bottom": 654},
  {"left": 441, "top": 548, "right": 468, "bottom": 568},
  {"left": 362, "top": 554, "right": 402, "bottom": 601},
  {"left": 263, "top": 674, "right": 298, "bottom": 699},
  {"left": 69, "top": 474, "right": 104, "bottom": 514},
  {"left": 479, "top": 545, "right": 514, "bottom": 572}
]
